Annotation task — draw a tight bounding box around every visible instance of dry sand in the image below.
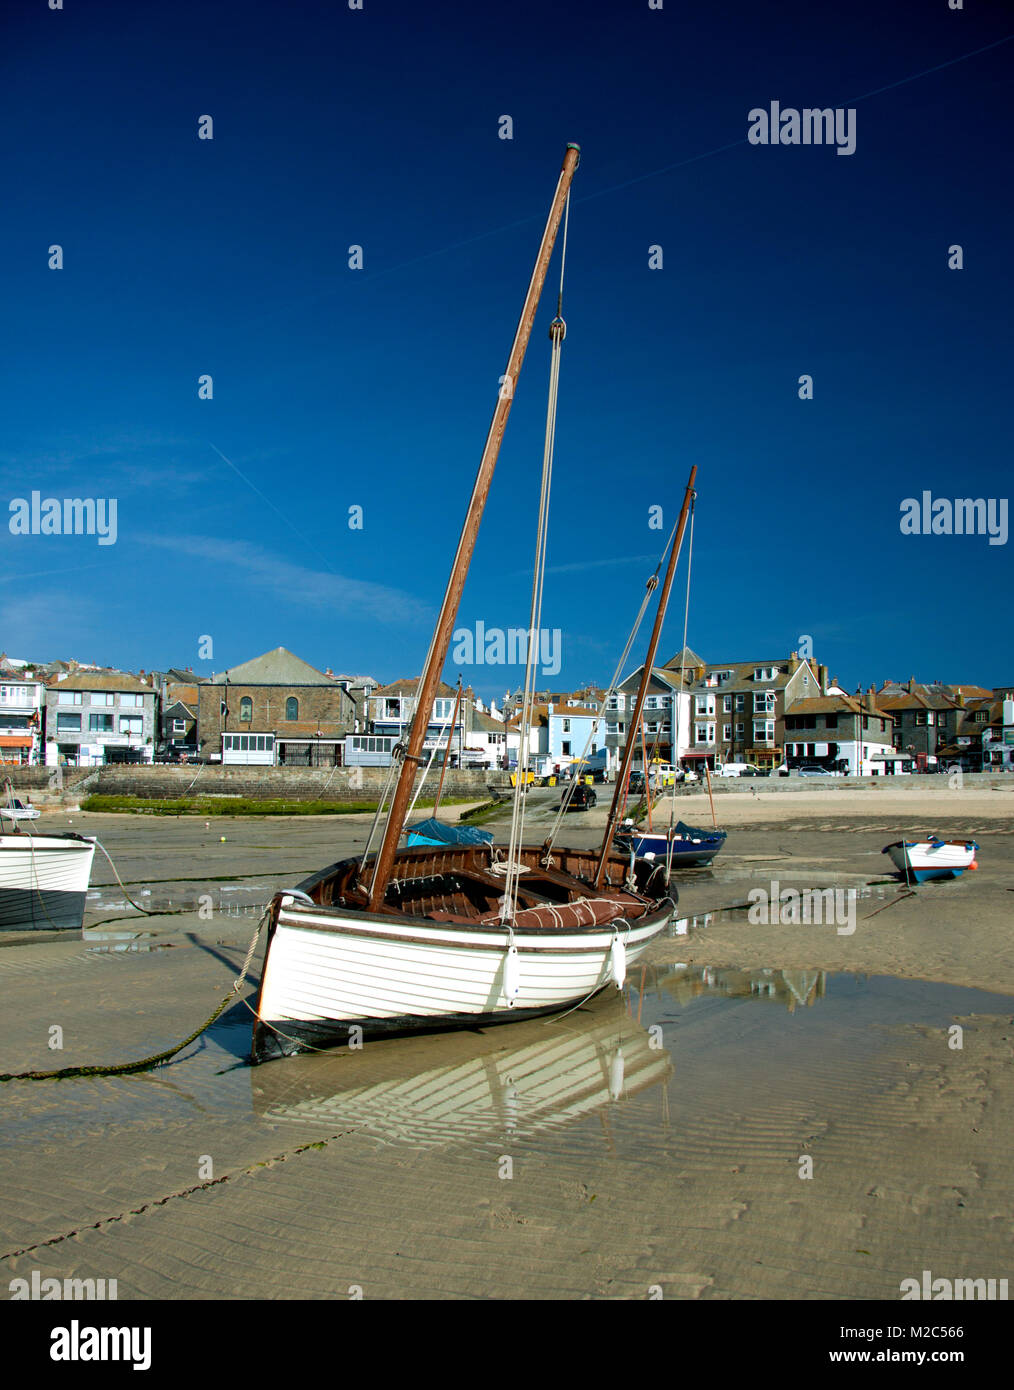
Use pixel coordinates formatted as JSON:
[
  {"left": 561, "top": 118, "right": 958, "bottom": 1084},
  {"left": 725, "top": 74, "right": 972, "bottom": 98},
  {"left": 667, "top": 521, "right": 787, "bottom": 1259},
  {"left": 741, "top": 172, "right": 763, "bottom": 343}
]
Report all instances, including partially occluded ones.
[{"left": 1, "top": 791, "right": 1011, "bottom": 1300}]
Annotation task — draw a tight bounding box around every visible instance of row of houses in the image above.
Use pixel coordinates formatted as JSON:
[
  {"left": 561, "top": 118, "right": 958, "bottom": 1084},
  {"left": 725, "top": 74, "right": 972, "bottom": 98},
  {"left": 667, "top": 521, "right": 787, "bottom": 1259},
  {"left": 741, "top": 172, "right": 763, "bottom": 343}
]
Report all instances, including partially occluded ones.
[{"left": 2, "top": 646, "right": 1011, "bottom": 776}]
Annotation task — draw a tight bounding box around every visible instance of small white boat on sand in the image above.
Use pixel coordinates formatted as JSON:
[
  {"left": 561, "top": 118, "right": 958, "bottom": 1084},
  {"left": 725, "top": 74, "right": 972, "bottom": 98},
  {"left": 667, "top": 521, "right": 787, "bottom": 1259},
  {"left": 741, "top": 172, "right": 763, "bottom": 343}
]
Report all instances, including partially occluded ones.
[
  {"left": 0, "top": 797, "right": 40, "bottom": 823},
  {"left": 0, "top": 831, "right": 97, "bottom": 930},
  {"left": 883, "top": 836, "right": 979, "bottom": 883}
]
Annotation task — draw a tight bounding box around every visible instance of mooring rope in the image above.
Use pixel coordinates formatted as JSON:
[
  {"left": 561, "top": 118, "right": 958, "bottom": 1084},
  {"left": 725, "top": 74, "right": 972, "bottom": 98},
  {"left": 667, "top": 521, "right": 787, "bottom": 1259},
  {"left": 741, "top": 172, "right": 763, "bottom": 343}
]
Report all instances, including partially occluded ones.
[{"left": 0, "top": 905, "right": 269, "bottom": 1083}]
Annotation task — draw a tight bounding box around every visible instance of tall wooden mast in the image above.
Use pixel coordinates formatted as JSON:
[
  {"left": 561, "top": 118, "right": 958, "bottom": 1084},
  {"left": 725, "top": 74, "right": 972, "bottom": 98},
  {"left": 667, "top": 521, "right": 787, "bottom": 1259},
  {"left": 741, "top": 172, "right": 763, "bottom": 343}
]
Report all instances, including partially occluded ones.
[
  {"left": 593, "top": 466, "right": 697, "bottom": 889},
  {"left": 366, "top": 143, "right": 581, "bottom": 910}
]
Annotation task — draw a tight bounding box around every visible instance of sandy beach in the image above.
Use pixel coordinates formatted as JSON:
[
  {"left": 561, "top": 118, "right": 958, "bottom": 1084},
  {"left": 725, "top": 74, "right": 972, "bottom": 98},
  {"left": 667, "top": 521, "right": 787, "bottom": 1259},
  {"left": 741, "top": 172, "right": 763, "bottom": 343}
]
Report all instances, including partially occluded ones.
[{"left": 1, "top": 786, "right": 1011, "bottom": 1300}]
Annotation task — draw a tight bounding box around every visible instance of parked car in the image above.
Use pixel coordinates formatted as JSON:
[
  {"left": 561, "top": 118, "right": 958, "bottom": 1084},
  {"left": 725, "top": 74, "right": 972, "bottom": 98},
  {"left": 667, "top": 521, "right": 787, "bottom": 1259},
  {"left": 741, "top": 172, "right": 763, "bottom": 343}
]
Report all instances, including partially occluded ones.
[
  {"left": 796, "top": 765, "right": 840, "bottom": 777},
  {"left": 717, "top": 762, "right": 764, "bottom": 778},
  {"left": 627, "top": 771, "right": 646, "bottom": 795},
  {"left": 562, "top": 783, "right": 597, "bottom": 810}
]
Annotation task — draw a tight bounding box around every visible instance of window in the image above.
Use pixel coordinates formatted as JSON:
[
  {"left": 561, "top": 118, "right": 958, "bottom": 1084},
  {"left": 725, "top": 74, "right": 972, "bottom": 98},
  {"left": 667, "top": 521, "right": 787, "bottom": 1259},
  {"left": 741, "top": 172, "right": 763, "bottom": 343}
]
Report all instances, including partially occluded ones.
[
  {"left": 91, "top": 692, "right": 114, "bottom": 706},
  {"left": 736, "top": 722, "right": 745, "bottom": 737},
  {"left": 824, "top": 715, "right": 838, "bottom": 729},
  {"left": 384, "top": 699, "right": 400, "bottom": 718},
  {"left": 173, "top": 719, "right": 186, "bottom": 734},
  {"left": 723, "top": 723, "right": 732, "bottom": 741},
  {"left": 735, "top": 694, "right": 745, "bottom": 712},
  {"left": 723, "top": 695, "right": 732, "bottom": 713},
  {"left": 606, "top": 695, "right": 623, "bottom": 711},
  {"left": 58, "top": 691, "right": 82, "bottom": 706},
  {"left": 754, "top": 691, "right": 775, "bottom": 714},
  {"left": 239, "top": 697, "right": 253, "bottom": 721},
  {"left": 562, "top": 741, "right": 571, "bottom": 756},
  {"left": 285, "top": 697, "right": 299, "bottom": 721},
  {"left": 695, "top": 695, "right": 715, "bottom": 717},
  {"left": 563, "top": 718, "right": 571, "bottom": 732},
  {"left": 120, "top": 693, "right": 143, "bottom": 709},
  {"left": 434, "top": 699, "right": 453, "bottom": 720},
  {"left": 57, "top": 713, "right": 81, "bottom": 731},
  {"left": 753, "top": 720, "right": 775, "bottom": 744},
  {"left": 89, "top": 714, "right": 113, "bottom": 732},
  {"left": 753, "top": 666, "right": 776, "bottom": 682},
  {"left": 915, "top": 711, "right": 934, "bottom": 726},
  {"left": 696, "top": 723, "right": 715, "bottom": 745},
  {"left": 119, "top": 716, "right": 142, "bottom": 735}
]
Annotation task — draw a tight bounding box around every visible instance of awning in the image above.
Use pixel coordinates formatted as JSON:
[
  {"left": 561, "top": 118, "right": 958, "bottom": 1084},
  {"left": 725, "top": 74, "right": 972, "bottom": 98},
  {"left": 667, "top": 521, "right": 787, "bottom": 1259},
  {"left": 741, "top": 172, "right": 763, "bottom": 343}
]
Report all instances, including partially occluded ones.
[{"left": 0, "top": 735, "right": 33, "bottom": 747}]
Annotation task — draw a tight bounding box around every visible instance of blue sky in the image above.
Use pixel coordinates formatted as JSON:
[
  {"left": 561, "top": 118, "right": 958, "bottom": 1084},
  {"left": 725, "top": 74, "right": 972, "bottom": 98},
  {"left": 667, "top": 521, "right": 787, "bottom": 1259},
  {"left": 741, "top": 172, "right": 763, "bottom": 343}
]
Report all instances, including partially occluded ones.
[{"left": 0, "top": 0, "right": 1010, "bottom": 699}]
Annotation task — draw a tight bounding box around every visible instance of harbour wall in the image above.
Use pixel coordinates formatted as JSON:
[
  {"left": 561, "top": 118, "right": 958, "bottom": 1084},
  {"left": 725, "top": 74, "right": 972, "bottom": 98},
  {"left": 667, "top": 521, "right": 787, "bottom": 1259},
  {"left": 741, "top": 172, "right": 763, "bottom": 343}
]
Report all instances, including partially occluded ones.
[
  {"left": 5, "top": 765, "right": 506, "bottom": 805},
  {"left": 4, "top": 764, "right": 1012, "bottom": 807}
]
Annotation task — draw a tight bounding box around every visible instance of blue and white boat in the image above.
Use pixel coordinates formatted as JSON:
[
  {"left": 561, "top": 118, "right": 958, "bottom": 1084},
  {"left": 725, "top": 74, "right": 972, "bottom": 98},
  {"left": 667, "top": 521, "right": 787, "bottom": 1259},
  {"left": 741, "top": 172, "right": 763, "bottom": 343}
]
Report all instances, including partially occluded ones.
[
  {"left": 882, "top": 836, "right": 979, "bottom": 883},
  {"left": 616, "top": 820, "right": 727, "bottom": 869}
]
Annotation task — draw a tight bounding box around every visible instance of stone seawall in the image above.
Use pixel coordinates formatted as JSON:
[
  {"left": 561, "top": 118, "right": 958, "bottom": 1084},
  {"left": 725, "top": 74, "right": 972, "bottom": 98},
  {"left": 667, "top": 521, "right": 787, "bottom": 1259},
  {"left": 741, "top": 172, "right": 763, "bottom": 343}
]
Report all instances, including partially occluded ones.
[
  {"left": 3, "top": 764, "right": 1010, "bottom": 807},
  {"left": 6, "top": 764, "right": 508, "bottom": 805}
]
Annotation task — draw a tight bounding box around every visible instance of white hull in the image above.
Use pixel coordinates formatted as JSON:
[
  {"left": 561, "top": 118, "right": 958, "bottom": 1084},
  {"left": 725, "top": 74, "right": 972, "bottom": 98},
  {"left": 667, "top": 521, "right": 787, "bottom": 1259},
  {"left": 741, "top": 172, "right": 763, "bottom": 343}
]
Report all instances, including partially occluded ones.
[
  {"left": 886, "top": 842, "right": 976, "bottom": 873},
  {"left": 255, "top": 899, "right": 672, "bottom": 1057},
  {"left": 0, "top": 834, "right": 96, "bottom": 893},
  {"left": 0, "top": 833, "right": 96, "bottom": 930}
]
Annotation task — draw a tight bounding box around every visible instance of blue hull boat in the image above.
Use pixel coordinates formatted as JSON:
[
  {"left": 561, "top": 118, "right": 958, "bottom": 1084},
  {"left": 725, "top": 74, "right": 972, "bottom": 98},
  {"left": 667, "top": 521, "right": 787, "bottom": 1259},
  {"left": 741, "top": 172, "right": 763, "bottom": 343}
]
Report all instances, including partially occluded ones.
[{"left": 616, "top": 821, "right": 727, "bottom": 868}]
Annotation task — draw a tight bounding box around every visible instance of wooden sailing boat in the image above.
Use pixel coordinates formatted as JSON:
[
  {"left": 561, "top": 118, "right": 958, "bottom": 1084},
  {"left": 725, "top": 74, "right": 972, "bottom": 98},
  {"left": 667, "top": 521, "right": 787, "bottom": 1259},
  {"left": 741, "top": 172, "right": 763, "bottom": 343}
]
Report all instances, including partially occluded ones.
[{"left": 251, "top": 146, "right": 693, "bottom": 1062}]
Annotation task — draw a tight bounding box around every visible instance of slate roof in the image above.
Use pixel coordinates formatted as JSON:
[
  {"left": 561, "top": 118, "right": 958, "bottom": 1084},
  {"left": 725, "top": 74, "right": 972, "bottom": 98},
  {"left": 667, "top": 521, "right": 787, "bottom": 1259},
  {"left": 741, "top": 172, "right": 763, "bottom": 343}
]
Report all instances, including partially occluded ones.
[
  {"left": 45, "top": 672, "right": 153, "bottom": 694},
  {"left": 786, "top": 695, "right": 891, "bottom": 719},
  {"left": 209, "top": 648, "right": 336, "bottom": 686}
]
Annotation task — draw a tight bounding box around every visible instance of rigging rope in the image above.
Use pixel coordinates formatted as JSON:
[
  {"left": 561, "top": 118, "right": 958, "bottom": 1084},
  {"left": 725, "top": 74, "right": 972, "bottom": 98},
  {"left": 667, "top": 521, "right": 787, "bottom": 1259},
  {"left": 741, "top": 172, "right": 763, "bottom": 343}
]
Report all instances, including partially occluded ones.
[{"left": 499, "top": 191, "right": 571, "bottom": 920}]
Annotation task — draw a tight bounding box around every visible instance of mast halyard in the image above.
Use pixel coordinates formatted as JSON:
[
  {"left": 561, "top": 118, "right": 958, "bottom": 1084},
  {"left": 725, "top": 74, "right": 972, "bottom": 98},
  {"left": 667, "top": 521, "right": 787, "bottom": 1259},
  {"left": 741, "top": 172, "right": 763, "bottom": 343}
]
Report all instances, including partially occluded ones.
[
  {"left": 365, "top": 143, "right": 581, "bottom": 911},
  {"left": 593, "top": 466, "right": 697, "bottom": 889}
]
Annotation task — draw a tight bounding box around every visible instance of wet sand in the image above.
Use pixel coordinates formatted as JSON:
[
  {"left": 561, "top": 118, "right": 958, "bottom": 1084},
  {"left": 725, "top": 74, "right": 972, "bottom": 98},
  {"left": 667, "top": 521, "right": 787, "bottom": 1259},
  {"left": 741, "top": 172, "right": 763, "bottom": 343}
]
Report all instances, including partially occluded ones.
[{"left": 1, "top": 796, "right": 1012, "bottom": 1300}]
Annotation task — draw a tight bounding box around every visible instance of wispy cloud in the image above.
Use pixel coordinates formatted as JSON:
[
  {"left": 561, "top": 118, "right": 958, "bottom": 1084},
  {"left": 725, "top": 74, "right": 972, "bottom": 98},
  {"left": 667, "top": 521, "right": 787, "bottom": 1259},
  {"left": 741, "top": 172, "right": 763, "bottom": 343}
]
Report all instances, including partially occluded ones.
[
  {"left": 507, "top": 553, "right": 660, "bottom": 579},
  {"left": 141, "top": 534, "right": 433, "bottom": 626}
]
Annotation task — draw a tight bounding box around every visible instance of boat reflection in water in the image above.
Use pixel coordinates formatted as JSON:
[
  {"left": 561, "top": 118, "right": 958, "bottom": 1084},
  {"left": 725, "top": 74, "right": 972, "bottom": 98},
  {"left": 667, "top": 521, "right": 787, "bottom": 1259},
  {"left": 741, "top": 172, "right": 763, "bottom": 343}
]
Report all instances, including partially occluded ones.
[
  {"left": 251, "top": 962, "right": 828, "bottom": 1147},
  {"left": 251, "top": 986, "right": 673, "bottom": 1148}
]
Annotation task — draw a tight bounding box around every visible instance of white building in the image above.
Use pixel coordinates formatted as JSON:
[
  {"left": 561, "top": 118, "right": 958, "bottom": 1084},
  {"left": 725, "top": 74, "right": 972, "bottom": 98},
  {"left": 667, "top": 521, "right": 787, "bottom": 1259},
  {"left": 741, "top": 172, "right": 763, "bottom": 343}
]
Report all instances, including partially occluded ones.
[{"left": 0, "top": 661, "right": 45, "bottom": 765}]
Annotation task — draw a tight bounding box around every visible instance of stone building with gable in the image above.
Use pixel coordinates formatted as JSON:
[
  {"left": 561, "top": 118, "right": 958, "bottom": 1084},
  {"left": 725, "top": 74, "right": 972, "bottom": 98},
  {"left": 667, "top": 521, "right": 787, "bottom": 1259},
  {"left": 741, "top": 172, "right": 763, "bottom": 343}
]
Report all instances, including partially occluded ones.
[{"left": 197, "top": 647, "right": 356, "bottom": 766}]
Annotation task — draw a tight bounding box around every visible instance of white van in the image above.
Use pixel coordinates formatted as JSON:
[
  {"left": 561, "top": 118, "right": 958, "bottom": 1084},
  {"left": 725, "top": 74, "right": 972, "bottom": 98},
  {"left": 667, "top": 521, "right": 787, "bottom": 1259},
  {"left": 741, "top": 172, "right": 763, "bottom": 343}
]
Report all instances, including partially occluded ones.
[{"left": 717, "top": 762, "right": 763, "bottom": 778}]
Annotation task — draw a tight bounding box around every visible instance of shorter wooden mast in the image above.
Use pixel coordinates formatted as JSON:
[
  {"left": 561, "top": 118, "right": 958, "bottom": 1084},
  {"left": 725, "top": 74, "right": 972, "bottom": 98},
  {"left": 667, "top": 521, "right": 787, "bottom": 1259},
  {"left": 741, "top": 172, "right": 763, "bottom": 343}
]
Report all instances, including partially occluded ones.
[{"left": 594, "top": 467, "right": 697, "bottom": 889}]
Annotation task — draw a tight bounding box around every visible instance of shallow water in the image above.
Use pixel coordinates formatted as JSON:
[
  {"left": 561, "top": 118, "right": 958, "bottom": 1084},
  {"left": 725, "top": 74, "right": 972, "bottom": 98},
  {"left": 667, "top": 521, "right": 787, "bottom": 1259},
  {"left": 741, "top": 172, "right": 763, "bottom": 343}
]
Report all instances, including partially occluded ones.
[
  {"left": 245, "top": 967, "right": 1012, "bottom": 1157},
  {"left": 2, "top": 962, "right": 1009, "bottom": 1164}
]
